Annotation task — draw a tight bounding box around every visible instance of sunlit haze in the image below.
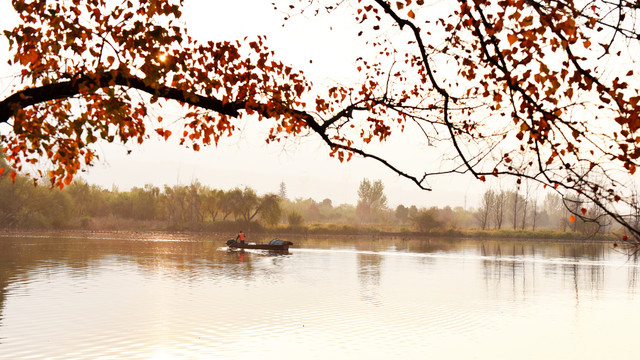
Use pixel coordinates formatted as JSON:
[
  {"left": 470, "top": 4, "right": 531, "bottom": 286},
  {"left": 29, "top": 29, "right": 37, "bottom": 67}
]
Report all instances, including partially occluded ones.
[{"left": 0, "top": 0, "right": 486, "bottom": 208}]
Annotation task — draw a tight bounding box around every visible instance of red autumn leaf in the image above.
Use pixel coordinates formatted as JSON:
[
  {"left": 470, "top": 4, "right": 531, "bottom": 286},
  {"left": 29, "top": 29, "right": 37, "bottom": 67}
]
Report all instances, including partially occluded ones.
[{"left": 580, "top": 208, "right": 587, "bottom": 215}]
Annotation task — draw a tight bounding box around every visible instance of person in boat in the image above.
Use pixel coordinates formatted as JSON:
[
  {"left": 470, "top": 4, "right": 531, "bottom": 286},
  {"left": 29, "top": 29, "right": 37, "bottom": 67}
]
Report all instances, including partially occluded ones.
[{"left": 236, "top": 230, "right": 246, "bottom": 244}]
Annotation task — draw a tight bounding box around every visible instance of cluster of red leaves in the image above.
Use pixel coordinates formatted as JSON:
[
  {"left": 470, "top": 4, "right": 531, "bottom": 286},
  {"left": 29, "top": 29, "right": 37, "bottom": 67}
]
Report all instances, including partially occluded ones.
[{"left": 2, "top": 0, "right": 311, "bottom": 188}]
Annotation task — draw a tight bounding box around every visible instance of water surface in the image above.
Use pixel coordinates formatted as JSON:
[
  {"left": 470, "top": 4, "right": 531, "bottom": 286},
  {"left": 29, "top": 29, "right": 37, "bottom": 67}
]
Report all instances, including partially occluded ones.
[{"left": 0, "top": 232, "right": 638, "bottom": 359}]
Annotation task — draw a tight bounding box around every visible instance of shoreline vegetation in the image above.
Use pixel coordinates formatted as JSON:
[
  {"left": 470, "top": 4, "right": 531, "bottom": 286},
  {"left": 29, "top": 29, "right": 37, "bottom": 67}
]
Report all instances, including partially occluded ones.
[
  {"left": 1, "top": 218, "right": 617, "bottom": 243},
  {"left": 0, "top": 155, "right": 622, "bottom": 242}
]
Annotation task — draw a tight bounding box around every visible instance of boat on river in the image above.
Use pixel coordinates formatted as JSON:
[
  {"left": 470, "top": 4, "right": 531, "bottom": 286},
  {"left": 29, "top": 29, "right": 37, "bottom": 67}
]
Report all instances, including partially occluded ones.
[{"left": 226, "top": 238, "right": 293, "bottom": 251}]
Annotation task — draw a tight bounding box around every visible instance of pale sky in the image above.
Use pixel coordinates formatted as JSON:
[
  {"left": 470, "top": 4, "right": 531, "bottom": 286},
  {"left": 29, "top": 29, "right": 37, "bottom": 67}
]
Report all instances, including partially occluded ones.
[{"left": 0, "top": 0, "right": 486, "bottom": 209}]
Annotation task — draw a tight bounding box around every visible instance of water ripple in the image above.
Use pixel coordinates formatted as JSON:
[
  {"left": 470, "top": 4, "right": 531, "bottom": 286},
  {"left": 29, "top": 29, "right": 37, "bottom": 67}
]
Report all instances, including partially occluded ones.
[
  {"left": 292, "top": 247, "right": 637, "bottom": 268},
  {"left": 1, "top": 236, "right": 639, "bottom": 359}
]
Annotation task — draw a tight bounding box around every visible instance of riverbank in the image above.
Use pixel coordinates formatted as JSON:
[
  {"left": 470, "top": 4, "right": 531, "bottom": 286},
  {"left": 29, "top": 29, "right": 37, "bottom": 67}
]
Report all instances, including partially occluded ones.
[{"left": 0, "top": 222, "right": 619, "bottom": 243}]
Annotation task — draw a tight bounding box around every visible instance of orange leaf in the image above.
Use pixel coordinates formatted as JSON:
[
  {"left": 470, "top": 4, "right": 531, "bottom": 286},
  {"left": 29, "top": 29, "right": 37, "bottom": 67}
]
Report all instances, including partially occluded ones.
[
  {"left": 9, "top": 171, "right": 17, "bottom": 182},
  {"left": 407, "top": 9, "right": 415, "bottom": 19},
  {"left": 0, "top": 168, "right": 4, "bottom": 176},
  {"left": 569, "top": 215, "right": 576, "bottom": 223},
  {"left": 507, "top": 33, "right": 518, "bottom": 45}
]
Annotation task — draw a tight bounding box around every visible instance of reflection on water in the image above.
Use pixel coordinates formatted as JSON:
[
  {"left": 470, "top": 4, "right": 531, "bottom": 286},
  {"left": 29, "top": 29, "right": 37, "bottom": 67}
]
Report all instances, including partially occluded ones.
[
  {"left": 357, "top": 253, "right": 383, "bottom": 307},
  {"left": 0, "top": 233, "right": 639, "bottom": 359},
  {"left": 477, "top": 242, "right": 614, "bottom": 304}
]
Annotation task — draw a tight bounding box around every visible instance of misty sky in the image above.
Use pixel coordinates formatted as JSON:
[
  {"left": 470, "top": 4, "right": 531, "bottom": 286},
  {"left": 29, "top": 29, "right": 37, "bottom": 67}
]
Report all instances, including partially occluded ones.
[{"left": 0, "top": 0, "right": 488, "bottom": 209}]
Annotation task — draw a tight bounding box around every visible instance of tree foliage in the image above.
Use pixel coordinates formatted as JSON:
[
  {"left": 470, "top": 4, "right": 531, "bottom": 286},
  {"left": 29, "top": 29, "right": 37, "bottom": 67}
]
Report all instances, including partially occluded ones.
[
  {"left": 259, "top": 194, "right": 282, "bottom": 227},
  {"left": 0, "top": 163, "right": 620, "bottom": 235},
  {"left": 356, "top": 178, "right": 388, "bottom": 223},
  {"left": 412, "top": 208, "right": 442, "bottom": 233},
  {"left": 0, "top": 169, "right": 71, "bottom": 228},
  {"left": 2, "top": 0, "right": 640, "bottom": 242},
  {"left": 395, "top": 204, "right": 410, "bottom": 224},
  {"left": 287, "top": 211, "right": 304, "bottom": 226}
]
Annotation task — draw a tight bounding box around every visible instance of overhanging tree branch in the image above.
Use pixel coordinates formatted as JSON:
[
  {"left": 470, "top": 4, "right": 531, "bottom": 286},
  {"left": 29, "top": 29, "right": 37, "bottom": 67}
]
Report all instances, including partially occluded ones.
[{"left": 0, "top": 71, "right": 243, "bottom": 127}]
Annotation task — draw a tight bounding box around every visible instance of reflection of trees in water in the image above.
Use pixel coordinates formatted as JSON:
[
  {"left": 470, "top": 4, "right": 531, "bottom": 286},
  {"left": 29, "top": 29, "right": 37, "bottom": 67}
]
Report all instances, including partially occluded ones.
[
  {"left": 400, "top": 238, "right": 459, "bottom": 254},
  {"left": 481, "top": 243, "right": 531, "bottom": 299},
  {"left": 629, "top": 253, "right": 639, "bottom": 291},
  {"left": 353, "top": 237, "right": 384, "bottom": 305},
  {"left": 560, "top": 244, "right": 605, "bottom": 302},
  {"left": 357, "top": 252, "right": 383, "bottom": 306},
  {"left": 300, "top": 236, "right": 631, "bottom": 302},
  {"left": 0, "top": 240, "right": 9, "bottom": 332},
  {"left": 0, "top": 233, "right": 281, "bottom": 324},
  {"left": 479, "top": 241, "right": 612, "bottom": 301},
  {"left": 3, "top": 234, "right": 633, "bottom": 323}
]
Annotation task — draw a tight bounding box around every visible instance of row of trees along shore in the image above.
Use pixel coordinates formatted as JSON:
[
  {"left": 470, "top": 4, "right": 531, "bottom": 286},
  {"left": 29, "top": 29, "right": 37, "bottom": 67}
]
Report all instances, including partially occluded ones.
[{"left": 0, "top": 152, "right": 622, "bottom": 239}]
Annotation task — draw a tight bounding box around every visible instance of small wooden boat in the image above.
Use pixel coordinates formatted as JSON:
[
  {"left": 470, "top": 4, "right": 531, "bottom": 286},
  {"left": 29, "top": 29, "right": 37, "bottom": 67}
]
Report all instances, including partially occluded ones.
[{"left": 226, "top": 239, "right": 293, "bottom": 251}]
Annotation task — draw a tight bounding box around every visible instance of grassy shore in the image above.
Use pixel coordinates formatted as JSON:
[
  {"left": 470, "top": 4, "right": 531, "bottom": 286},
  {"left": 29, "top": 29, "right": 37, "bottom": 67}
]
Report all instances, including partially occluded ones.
[
  {"left": 262, "top": 224, "right": 618, "bottom": 242},
  {"left": 15, "top": 216, "right": 617, "bottom": 242}
]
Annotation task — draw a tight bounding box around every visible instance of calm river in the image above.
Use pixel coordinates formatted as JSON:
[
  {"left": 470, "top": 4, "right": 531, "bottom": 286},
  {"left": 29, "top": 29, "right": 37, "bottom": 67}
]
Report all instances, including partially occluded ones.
[{"left": 0, "top": 232, "right": 638, "bottom": 359}]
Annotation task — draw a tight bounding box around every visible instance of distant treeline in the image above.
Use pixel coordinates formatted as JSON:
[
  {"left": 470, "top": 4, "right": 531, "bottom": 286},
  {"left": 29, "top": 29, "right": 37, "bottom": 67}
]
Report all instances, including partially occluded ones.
[{"left": 0, "top": 156, "right": 616, "bottom": 237}]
